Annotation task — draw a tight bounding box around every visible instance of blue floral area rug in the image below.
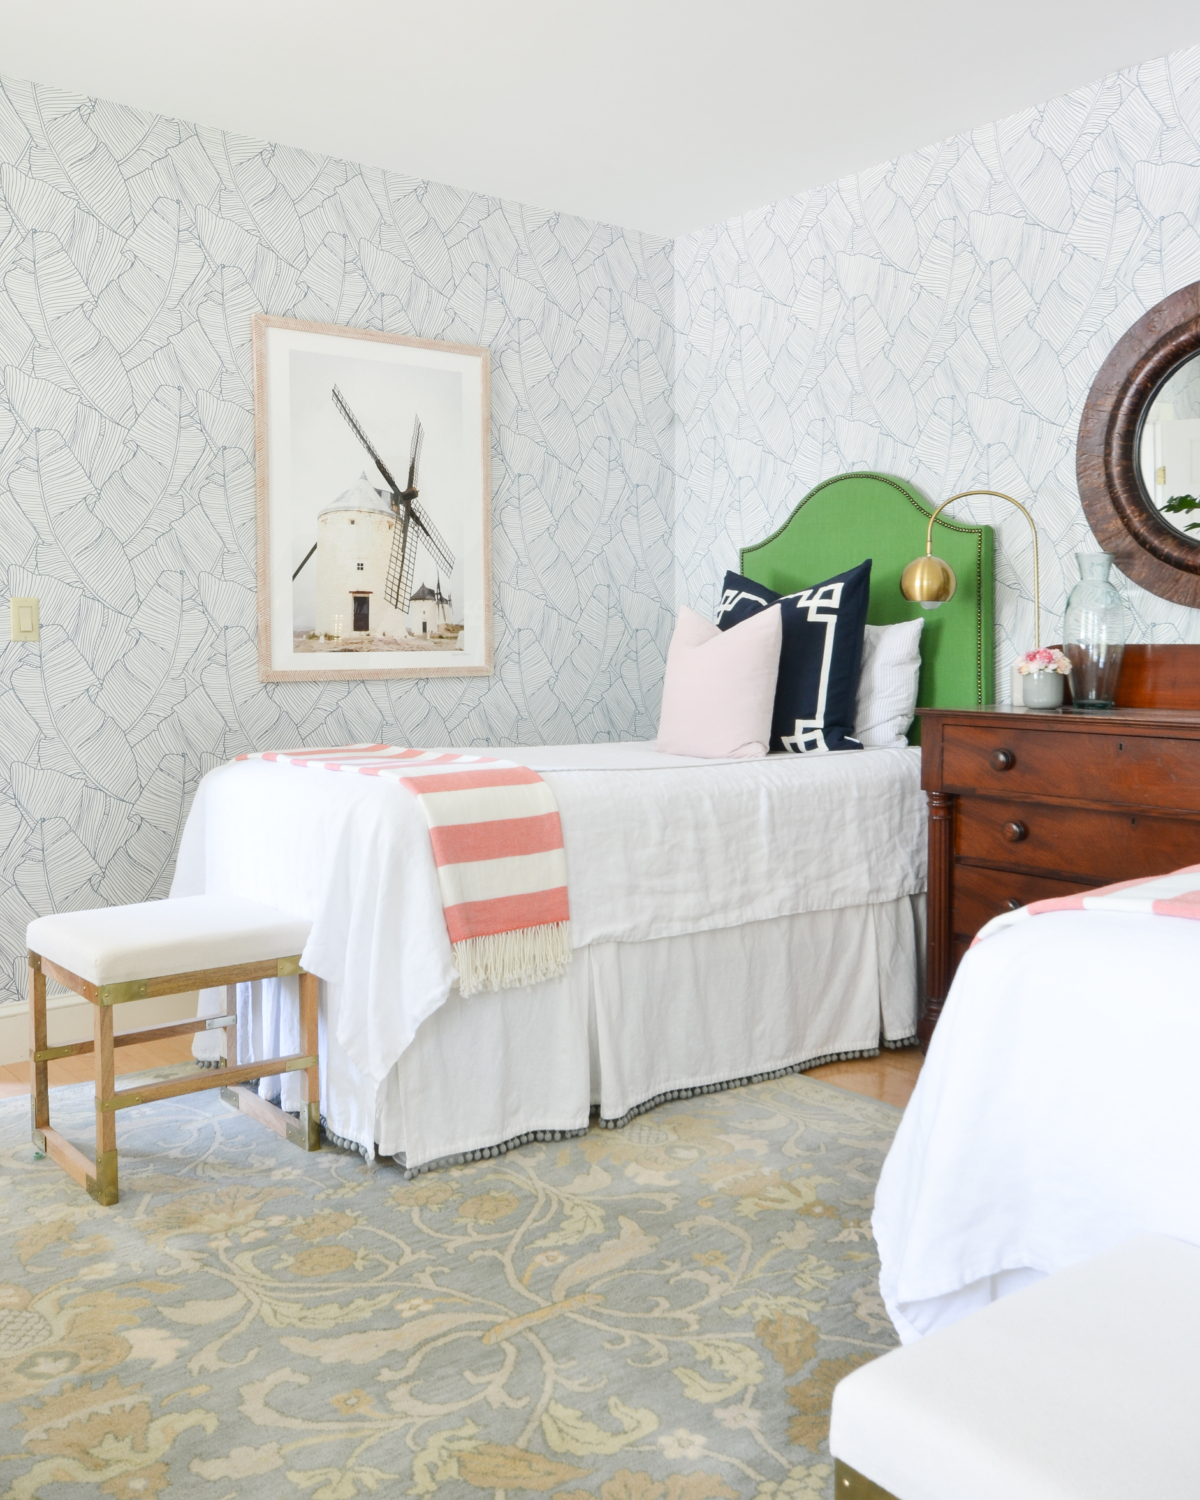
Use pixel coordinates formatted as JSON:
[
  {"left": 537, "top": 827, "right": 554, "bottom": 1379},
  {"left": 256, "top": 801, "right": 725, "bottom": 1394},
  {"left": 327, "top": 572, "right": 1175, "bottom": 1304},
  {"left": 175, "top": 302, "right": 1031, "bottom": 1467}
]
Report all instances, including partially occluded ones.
[{"left": 0, "top": 1072, "right": 901, "bottom": 1499}]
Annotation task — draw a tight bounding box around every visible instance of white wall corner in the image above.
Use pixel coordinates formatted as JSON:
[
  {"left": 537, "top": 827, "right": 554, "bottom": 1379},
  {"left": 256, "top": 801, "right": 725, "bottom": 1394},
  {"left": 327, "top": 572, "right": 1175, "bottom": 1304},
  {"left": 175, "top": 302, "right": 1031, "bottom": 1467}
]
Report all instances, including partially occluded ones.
[{"left": 0, "top": 991, "right": 200, "bottom": 1067}]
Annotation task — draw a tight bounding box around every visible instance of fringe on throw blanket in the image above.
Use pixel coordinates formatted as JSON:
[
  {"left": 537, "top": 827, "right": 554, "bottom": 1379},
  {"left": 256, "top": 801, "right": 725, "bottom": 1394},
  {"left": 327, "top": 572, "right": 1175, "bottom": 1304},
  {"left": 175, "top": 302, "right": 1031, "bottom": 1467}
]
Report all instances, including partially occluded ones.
[{"left": 454, "top": 920, "right": 573, "bottom": 997}]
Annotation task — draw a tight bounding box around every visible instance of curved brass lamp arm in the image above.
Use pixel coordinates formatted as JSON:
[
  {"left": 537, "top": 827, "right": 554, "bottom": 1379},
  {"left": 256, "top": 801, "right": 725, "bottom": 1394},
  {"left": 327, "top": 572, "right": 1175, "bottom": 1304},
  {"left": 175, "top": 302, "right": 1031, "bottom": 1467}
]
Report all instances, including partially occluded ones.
[{"left": 924, "top": 489, "right": 1040, "bottom": 650}]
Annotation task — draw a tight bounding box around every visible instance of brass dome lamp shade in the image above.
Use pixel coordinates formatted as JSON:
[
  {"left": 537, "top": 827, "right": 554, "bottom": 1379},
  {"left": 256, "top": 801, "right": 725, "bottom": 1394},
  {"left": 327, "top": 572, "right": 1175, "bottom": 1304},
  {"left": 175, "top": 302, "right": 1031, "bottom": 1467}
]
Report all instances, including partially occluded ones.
[{"left": 901, "top": 489, "right": 1040, "bottom": 650}]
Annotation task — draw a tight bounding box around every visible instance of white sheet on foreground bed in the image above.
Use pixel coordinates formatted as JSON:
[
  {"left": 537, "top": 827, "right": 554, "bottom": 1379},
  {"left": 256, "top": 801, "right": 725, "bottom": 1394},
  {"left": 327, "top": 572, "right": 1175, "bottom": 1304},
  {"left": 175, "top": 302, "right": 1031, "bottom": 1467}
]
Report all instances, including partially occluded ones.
[
  {"left": 873, "top": 909, "right": 1200, "bottom": 1344},
  {"left": 176, "top": 742, "right": 925, "bottom": 1094}
]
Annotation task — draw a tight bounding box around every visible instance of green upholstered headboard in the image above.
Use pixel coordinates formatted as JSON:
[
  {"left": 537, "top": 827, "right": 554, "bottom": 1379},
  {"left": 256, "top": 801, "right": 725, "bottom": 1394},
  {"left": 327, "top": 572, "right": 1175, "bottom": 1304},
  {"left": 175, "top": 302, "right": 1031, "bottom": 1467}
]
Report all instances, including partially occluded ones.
[{"left": 739, "top": 472, "right": 994, "bottom": 741}]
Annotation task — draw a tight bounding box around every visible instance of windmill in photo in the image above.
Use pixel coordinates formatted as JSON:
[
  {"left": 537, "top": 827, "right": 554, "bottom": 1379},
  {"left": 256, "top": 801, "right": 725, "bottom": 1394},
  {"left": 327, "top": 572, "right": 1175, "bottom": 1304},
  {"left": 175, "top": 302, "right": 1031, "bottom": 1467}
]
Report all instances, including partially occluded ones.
[
  {"left": 407, "top": 575, "right": 453, "bottom": 637},
  {"left": 298, "top": 386, "right": 457, "bottom": 645}
]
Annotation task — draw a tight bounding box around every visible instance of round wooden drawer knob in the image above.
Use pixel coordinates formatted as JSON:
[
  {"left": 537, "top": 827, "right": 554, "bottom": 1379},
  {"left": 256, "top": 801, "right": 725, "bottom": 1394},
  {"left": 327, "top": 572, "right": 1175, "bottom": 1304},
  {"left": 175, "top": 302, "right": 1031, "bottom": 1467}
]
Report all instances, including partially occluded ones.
[
  {"left": 1002, "top": 821, "right": 1028, "bottom": 842},
  {"left": 989, "top": 749, "right": 1015, "bottom": 771}
]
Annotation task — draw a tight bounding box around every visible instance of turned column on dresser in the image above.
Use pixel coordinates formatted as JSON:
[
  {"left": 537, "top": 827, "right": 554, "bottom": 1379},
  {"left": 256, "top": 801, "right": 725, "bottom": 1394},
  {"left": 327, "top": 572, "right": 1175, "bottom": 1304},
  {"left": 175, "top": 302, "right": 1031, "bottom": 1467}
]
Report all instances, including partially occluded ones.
[{"left": 919, "top": 791, "right": 954, "bottom": 1049}]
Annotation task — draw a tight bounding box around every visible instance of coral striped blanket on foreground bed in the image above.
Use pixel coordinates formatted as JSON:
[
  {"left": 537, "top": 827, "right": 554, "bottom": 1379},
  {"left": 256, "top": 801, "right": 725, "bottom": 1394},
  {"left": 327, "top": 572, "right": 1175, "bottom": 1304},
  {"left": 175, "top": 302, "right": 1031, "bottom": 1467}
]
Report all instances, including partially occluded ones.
[
  {"left": 236, "top": 744, "right": 570, "bottom": 995},
  {"left": 974, "top": 863, "right": 1200, "bottom": 945}
]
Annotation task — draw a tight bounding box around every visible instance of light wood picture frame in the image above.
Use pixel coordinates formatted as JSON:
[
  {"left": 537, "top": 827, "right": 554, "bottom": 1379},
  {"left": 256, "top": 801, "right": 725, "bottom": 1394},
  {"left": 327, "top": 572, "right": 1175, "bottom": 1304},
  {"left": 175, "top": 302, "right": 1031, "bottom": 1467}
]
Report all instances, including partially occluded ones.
[{"left": 253, "top": 314, "right": 493, "bottom": 682}]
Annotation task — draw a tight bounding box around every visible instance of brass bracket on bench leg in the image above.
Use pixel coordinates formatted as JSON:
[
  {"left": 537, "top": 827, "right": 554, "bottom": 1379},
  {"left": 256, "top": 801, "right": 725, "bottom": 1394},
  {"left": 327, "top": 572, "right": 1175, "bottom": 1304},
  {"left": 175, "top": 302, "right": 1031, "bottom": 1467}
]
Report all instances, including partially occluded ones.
[
  {"left": 288, "top": 1100, "right": 321, "bottom": 1152},
  {"left": 86, "top": 1149, "right": 119, "bottom": 1208},
  {"left": 35, "top": 1044, "right": 87, "bottom": 1062},
  {"left": 833, "top": 1460, "right": 900, "bottom": 1500},
  {"left": 95, "top": 979, "right": 149, "bottom": 1007},
  {"left": 221, "top": 1088, "right": 321, "bottom": 1153}
]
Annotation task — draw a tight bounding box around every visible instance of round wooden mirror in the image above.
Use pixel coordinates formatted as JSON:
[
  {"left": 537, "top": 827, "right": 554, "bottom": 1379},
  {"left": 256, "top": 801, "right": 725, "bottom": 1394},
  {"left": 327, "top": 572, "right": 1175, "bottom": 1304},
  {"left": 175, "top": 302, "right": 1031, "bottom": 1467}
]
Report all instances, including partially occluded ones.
[{"left": 1078, "top": 280, "right": 1200, "bottom": 607}]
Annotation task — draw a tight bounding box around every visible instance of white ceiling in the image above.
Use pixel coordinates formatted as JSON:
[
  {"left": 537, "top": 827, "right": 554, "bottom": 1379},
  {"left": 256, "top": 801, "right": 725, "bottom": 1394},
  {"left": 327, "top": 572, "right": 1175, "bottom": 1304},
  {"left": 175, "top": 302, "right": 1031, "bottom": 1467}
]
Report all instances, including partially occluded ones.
[{"left": 1, "top": 0, "right": 1199, "bottom": 238}]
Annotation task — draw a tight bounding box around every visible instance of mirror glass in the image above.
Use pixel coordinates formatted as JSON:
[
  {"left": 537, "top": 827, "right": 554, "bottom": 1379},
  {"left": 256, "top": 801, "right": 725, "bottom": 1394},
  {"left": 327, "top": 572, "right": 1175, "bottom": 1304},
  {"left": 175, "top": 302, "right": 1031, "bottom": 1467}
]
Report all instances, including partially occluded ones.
[{"left": 1138, "top": 349, "right": 1200, "bottom": 540}]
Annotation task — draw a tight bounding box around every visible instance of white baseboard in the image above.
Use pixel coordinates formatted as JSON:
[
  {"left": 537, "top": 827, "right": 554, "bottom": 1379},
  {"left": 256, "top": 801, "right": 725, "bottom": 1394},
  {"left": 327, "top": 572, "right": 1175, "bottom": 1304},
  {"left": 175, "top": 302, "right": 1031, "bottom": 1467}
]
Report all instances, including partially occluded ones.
[{"left": 0, "top": 991, "right": 200, "bottom": 1066}]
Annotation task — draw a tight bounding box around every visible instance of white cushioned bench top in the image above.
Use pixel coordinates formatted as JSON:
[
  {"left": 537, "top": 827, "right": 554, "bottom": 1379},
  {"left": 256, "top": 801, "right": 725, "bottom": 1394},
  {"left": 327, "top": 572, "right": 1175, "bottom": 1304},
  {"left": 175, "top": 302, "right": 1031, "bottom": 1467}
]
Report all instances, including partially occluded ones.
[
  {"left": 27, "top": 896, "right": 312, "bottom": 985},
  {"left": 830, "top": 1234, "right": 1200, "bottom": 1500}
]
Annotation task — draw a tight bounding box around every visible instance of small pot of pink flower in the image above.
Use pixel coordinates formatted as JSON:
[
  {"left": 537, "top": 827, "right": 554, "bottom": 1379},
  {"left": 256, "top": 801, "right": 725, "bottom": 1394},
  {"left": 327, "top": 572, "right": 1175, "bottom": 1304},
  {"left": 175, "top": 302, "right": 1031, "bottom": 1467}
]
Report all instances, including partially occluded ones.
[{"left": 1017, "top": 647, "right": 1071, "bottom": 708}]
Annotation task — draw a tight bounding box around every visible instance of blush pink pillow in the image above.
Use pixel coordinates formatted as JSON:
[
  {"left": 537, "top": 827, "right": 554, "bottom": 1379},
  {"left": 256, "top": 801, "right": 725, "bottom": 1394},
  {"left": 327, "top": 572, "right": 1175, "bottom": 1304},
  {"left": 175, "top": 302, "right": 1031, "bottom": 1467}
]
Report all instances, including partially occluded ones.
[{"left": 656, "top": 604, "right": 782, "bottom": 758}]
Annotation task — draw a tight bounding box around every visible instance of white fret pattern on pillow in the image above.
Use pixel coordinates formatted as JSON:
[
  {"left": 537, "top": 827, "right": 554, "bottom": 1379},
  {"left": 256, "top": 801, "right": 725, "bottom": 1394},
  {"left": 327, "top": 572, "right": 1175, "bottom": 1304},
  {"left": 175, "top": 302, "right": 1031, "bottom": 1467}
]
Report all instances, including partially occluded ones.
[
  {"left": 779, "top": 580, "right": 847, "bottom": 755},
  {"left": 716, "top": 586, "right": 775, "bottom": 622}
]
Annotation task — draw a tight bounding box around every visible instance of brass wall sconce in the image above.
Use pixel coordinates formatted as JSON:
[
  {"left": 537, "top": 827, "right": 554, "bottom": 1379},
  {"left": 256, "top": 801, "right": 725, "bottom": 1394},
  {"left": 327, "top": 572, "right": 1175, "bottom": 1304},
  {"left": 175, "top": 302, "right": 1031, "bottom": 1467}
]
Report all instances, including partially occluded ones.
[{"left": 901, "top": 489, "right": 1041, "bottom": 649}]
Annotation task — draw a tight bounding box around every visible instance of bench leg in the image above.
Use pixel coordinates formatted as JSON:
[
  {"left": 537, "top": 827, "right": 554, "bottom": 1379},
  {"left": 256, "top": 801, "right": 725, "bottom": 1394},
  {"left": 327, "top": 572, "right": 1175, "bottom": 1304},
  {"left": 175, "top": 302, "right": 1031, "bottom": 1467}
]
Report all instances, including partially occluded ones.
[
  {"left": 92, "top": 1002, "right": 118, "bottom": 1206},
  {"left": 29, "top": 956, "right": 48, "bottom": 1153},
  {"left": 224, "top": 982, "right": 238, "bottom": 1066},
  {"left": 30, "top": 953, "right": 111, "bottom": 1198},
  {"left": 298, "top": 971, "right": 320, "bottom": 1150},
  {"left": 220, "top": 971, "right": 319, "bottom": 1152}
]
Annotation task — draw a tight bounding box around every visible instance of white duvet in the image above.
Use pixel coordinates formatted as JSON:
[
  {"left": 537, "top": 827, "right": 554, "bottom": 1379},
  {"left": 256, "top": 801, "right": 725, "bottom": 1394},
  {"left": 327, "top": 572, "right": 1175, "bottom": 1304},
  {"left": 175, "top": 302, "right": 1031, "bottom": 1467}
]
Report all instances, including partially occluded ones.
[
  {"left": 873, "top": 909, "right": 1200, "bottom": 1343},
  {"left": 172, "top": 742, "right": 925, "bottom": 1091}
]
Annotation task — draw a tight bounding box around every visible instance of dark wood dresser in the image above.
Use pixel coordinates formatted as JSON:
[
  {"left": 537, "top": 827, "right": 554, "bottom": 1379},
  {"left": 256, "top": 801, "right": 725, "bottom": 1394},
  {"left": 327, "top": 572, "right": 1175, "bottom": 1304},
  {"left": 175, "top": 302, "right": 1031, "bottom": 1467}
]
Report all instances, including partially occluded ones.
[{"left": 919, "top": 694, "right": 1200, "bottom": 1043}]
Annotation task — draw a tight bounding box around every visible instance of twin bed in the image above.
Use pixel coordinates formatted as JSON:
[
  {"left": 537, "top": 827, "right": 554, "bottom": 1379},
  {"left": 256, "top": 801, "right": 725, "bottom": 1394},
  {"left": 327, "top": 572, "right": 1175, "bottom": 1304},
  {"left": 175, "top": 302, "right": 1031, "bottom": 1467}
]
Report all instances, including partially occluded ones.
[
  {"left": 177, "top": 472, "right": 996, "bottom": 1172},
  {"left": 874, "top": 902, "right": 1200, "bottom": 1342}
]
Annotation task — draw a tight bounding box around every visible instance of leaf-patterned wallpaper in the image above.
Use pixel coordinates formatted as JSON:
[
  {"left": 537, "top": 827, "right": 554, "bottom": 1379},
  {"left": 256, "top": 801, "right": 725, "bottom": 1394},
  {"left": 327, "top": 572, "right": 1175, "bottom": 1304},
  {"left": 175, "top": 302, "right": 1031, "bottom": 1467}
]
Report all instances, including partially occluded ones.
[
  {"left": 0, "top": 76, "right": 674, "bottom": 1005},
  {"left": 6, "top": 47, "right": 1200, "bottom": 1007},
  {"left": 674, "top": 47, "right": 1200, "bottom": 680}
]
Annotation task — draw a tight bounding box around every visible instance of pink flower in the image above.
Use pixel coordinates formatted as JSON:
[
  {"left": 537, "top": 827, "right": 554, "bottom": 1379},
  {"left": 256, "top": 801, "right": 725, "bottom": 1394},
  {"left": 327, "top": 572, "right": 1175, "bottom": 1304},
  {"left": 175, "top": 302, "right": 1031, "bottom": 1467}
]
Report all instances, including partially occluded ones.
[{"left": 1017, "top": 647, "right": 1072, "bottom": 675}]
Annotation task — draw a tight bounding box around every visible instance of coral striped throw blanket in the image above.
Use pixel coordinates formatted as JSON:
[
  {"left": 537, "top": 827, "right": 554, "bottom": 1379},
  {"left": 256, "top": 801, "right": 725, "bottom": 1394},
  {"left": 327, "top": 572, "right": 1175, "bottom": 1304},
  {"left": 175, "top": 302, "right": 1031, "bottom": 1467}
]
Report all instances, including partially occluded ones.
[
  {"left": 974, "top": 864, "right": 1200, "bottom": 947},
  {"left": 237, "top": 745, "right": 571, "bottom": 995}
]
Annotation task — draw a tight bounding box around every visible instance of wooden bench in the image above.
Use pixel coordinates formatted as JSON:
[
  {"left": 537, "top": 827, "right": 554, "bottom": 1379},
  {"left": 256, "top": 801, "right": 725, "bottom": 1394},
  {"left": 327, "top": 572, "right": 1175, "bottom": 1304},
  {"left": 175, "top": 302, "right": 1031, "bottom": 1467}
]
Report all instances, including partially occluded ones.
[{"left": 27, "top": 894, "right": 320, "bottom": 1205}]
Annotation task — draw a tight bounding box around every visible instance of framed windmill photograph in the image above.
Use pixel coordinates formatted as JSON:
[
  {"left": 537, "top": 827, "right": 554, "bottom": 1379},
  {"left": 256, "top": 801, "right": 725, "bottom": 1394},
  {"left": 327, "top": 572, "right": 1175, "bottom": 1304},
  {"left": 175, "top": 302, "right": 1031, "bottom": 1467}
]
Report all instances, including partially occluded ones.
[{"left": 253, "top": 315, "right": 492, "bottom": 681}]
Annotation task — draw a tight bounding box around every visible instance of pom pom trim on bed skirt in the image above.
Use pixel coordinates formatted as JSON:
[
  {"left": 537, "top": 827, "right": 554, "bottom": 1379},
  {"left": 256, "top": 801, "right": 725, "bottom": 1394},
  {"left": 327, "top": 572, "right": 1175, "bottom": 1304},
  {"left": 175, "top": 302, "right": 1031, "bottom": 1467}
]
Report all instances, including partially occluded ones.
[
  {"left": 204, "top": 1032, "right": 919, "bottom": 1175},
  {"left": 384, "top": 1036, "right": 918, "bottom": 1176},
  {"left": 388, "top": 1125, "right": 592, "bottom": 1178},
  {"left": 593, "top": 1039, "right": 914, "bottom": 1131}
]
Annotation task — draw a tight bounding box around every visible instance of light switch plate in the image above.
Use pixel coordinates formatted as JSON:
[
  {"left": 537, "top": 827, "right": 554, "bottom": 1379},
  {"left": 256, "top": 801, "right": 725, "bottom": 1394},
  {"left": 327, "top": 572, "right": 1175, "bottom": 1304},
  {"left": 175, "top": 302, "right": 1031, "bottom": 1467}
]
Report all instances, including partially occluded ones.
[{"left": 10, "top": 597, "right": 39, "bottom": 641}]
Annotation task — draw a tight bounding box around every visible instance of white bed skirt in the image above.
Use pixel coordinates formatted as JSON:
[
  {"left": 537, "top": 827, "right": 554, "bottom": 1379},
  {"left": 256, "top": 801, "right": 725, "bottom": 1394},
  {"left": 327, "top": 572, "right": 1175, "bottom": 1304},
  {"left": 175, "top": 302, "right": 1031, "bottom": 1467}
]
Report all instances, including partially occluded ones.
[{"left": 214, "top": 895, "right": 923, "bottom": 1170}]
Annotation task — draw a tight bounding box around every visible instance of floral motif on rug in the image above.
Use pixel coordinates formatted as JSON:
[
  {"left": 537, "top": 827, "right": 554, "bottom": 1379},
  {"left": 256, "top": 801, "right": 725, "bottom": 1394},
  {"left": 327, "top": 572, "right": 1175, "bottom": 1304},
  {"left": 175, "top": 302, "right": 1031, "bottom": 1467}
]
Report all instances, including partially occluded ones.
[{"left": 0, "top": 1072, "right": 900, "bottom": 1499}]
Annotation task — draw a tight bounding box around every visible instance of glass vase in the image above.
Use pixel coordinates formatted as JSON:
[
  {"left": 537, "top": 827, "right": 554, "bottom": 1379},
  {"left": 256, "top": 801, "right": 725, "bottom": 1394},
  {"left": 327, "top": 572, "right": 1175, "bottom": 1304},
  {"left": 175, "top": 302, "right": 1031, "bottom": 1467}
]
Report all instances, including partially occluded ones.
[{"left": 1063, "top": 553, "right": 1125, "bottom": 710}]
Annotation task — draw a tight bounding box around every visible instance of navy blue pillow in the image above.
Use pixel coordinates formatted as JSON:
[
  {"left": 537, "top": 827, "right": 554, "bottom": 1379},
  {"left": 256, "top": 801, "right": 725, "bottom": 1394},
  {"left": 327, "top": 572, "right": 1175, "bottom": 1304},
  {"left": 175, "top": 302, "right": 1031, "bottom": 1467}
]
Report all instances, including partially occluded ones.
[{"left": 716, "top": 560, "right": 872, "bottom": 753}]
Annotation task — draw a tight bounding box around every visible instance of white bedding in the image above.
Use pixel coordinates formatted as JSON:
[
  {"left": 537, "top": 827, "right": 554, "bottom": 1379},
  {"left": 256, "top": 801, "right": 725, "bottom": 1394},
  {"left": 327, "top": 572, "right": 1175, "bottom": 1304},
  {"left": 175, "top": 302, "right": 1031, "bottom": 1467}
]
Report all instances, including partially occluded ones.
[
  {"left": 174, "top": 742, "right": 925, "bottom": 1094},
  {"left": 873, "top": 910, "right": 1200, "bottom": 1343}
]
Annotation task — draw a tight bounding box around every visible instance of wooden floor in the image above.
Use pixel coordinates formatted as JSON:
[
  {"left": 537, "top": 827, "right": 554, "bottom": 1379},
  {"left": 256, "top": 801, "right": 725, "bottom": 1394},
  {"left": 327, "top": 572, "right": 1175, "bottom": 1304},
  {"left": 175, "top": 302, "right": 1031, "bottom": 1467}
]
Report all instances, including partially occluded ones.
[
  {"left": 0, "top": 1032, "right": 199, "bottom": 1099},
  {"left": 1, "top": 1036, "right": 922, "bottom": 1107},
  {"left": 806, "top": 1045, "right": 923, "bottom": 1109}
]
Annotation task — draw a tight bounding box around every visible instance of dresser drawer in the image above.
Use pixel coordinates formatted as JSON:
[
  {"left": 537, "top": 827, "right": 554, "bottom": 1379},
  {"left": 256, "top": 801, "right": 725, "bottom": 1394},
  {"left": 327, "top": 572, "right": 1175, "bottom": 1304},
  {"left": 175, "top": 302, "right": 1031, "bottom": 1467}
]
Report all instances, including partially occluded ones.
[
  {"left": 956, "top": 797, "right": 1200, "bottom": 882},
  {"left": 941, "top": 723, "right": 1200, "bottom": 812},
  {"left": 952, "top": 863, "right": 1091, "bottom": 942}
]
